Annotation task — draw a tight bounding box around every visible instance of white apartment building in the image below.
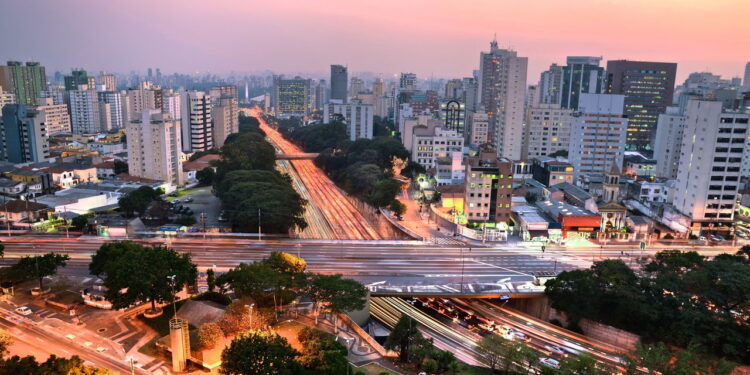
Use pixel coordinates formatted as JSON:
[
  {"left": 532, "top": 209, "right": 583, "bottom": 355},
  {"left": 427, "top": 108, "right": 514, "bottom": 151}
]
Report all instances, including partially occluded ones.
[
  {"left": 323, "top": 99, "right": 373, "bottom": 140},
  {"left": 212, "top": 95, "right": 239, "bottom": 148},
  {"left": 36, "top": 98, "right": 71, "bottom": 135},
  {"left": 673, "top": 99, "right": 749, "bottom": 235},
  {"left": 126, "top": 109, "right": 184, "bottom": 185},
  {"left": 469, "top": 111, "right": 489, "bottom": 146},
  {"left": 568, "top": 94, "right": 627, "bottom": 177},
  {"left": 523, "top": 104, "right": 573, "bottom": 159},
  {"left": 162, "top": 90, "right": 181, "bottom": 120},
  {"left": 121, "top": 85, "right": 161, "bottom": 124},
  {"left": 412, "top": 127, "right": 464, "bottom": 170},
  {"left": 97, "top": 91, "right": 123, "bottom": 130},
  {"left": 180, "top": 90, "right": 213, "bottom": 152},
  {"left": 435, "top": 151, "right": 465, "bottom": 185},
  {"left": 69, "top": 86, "right": 102, "bottom": 134},
  {"left": 0, "top": 86, "right": 15, "bottom": 111},
  {"left": 653, "top": 106, "right": 685, "bottom": 179}
]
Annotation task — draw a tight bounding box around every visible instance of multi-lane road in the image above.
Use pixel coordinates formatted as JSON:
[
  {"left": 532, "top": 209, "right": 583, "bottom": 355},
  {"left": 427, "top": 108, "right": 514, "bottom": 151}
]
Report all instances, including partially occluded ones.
[{"left": 254, "top": 108, "right": 383, "bottom": 240}]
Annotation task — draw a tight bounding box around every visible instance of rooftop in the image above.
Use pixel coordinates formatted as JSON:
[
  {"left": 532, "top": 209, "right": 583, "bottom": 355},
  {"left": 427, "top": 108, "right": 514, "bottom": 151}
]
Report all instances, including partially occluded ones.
[
  {"left": 0, "top": 199, "right": 51, "bottom": 213},
  {"left": 549, "top": 182, "right": 592, "bottom": 202},
  {"left": 536, "top": 199, "right": 598, "bottom": 218}
]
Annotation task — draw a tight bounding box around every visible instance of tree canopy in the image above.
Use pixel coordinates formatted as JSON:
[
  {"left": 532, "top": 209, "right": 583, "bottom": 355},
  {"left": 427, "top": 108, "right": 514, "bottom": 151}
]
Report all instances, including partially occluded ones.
[
  {"left": 118, "top": 186, "right": 161, "bottom": 217},
  {"left": 12, "top": 253, "right": 69, "bottom": 290},
  {"left": 0, "top": 355, "right": 109, "bottom": 375},
  {"left": 221, "top": 331, "right": 301, "bottom": 375}
]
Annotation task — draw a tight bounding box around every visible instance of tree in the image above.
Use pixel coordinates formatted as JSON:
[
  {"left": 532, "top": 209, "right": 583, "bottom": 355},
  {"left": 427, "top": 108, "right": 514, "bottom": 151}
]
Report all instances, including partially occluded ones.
[
  {"left": 400, "top": 161, "right": 426, "bottom": 179},
  {"left": 113, "top": 160, "right": 128, "bottom": 175},
  {"left": 366, "top": 179, "right": 402, "bottom": 207},
  {"left": 90, "top": 242, "right": 197, "bottom": 312},
  {"left": 547, "top": 150, "right": 568, "bottom": 158},
  {"left": 518, "top": 344, "right": 540, "bottom": 375},
  {"left": 559, "top": 354, "right": 599, "bottom": 375},
  {"left": 217, "top": 132, "right": 277, "bottom": 174},
  {"left": 475, "top": 334, "right": 506, "bottom": 371},
  {"left": 220, "top": 331, "right": 301, "bottom": 375},
  {"left": 12, "top": 253, "right": 69, "bottom": 290},
  {"left": 222, "top": 262, "right": 281, "bottom": 306},
  {"left": 0, "top": 329, "right": 11, "bottom": 355},
  {"left": 196, "top": 167, "right": 216, "bottom": 186},
  {"left": 297, "top": 327, "right": 348, "bottom": 375},
  {"left": 525, "top": 192, "right": 538, "bottom": 204},
  {"left": 217, "top": 302, "right": 273, "bottom": 335},
  {"left": 198, "top": 322, "right": 224, "bottom": 350},
  {"left": 70, "top": 214, "right": 91, "bottom": 231},
  {"left": 220, "top": 181, "right": 307, "bottom": 234},
  {"left": 118, "top": 186, "right": 160, "bottom": 217},
  {"left": 389, "top": 199, "right": 406, "bottom": 218},
  {"left": 0, "top": 354, "right": 110, "bottom": 375},
  {"left": 206, "top": 269, "right": 216, "bottom": 292},
  {"left": 308, "top": 274, "right": 367, "bottom": 332},
  {"left": 385, "top": 315, "right": 421, "bottom": 363}
]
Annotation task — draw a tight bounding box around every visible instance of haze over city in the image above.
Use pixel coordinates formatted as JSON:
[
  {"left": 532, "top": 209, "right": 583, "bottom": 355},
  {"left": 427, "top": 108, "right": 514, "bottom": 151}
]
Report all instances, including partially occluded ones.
[{"left": 1, "top": 0, "right": 748, "bottom": 80}]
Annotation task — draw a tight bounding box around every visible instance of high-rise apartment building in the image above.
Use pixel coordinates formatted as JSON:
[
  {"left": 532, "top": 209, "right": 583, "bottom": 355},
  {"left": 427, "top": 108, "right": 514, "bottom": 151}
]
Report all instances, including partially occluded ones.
[
  {"left": 1, "top": 105, "right": 50, "bottom": 163},
  {"left": 121, "top": 84, "right": 163, "bottom": 124},
  {"left": 538, "top": 63, "right": 563, "bottom": 106},
  {"left": 330, "top": 65, "right": 348, "bottom": 103},
  {"left": 606, "top": 60, "right": 677, "bottom": 151},
  {"left": 440, "top": 100, "right": 465, "bottom": 134},
  {"left": 36, "top": 98, "right": 71, "bottom": 135},
  {"left": 97, "top": 91, "right": 123, "bottom": 130},
  {"left": 349, "top": 77, "right": 365, "bottom": 97},
  {"left": 39, "top": 88, "right": 65, "bottom": 105},
  {"left": 97, "top": 71, "right": 117, "bottom": 91},
  {"left": 469, "top": 111, "right": 490, "bottom": 146},
  {"left": 273, "top": 77, "right": 311, "bottom": 118},
  {"left": 561, "top": 56, "right": 605, "bottom": 110},
  {"left": 162, "top": 90, "right": 181, "bottom": 120},
  {"left": 673, "top": 99, "right": 748, "bottom": 235},
  {"left": 0, "top": 87, "right": 16, "bottom": 111},
  {"left": 0, "top": 61, "right": 48, "bottom": 106},
  {"left": 314, "top": 80, "right": 328, "bottom": 111},
  {"left": 180, "top": 90, "right": 212, "bottom": 152},
  {"left": 399, "top": 73, "right": 417, "bottom": 91},
  {"left": 464, "top": 151, "right": 514, "bottom": 223},
  {"left": 653, "top": 106, "right": 685, "bottom": 179},
  {"left": 209, "top": 85, "right": 238, "bottom": 100},
  {"left": 523, "top": 104, "right": 573, "bottom": 159},
  {"left": 372, "top": 78, "right": 384, "bottom": 98},
  {"left": 69, "top": 86, "right": 102, "bottom": 134},
  {"left": 568, "top": 94, "right": 628, "bottom": 177},
  {"left": 126, "top": 109, "right": 184, "bottom": 185},
  {"left": 445, "top": 79, "right": 463, "bottom": 100},
  {"left": 478, "top": 39, "right": 527, "bottom": 160},
  {"left": 742, "top": 62, "right": 750, "bottom": 93},
  {"left": 411, "top": 126, "right": 464, "bottom": 170},
  {"left": 212, "top": 95, "right": 239, "bottom": 148},
  {"left": 323, "top": 99, "right": 373, "bottom": 140},
  {"left": 64, "top": 70, "right": 92, "bottom": 91}
]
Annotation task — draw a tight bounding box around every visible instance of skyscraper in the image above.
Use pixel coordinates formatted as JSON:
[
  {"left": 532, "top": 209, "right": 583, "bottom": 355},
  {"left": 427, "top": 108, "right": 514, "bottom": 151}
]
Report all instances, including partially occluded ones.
[
  {"left": 273, "top": 76, "right": 311, "bottom": 118},
  {"left": 97, "top": 91, "right": 124, "bottom": 130},
  {"left": 330, "top": 65, "right": 348, "bottom": 103},
  {"left": 742, "top": 62, "right": 750, "bottom": 93},
  {"left": 0, "top": 61, "right": 48, "bottom": 106},
  {"left": 606, "top": 60, "right": 677, "bottom": 152},
  {"left": 211, "top": 94, "right": 238, "bottom": 148},
  {"left": 180, "top": 90, "right": 212, "bottom": 152},
  {"left": 1, "top": 104, "right": 50, "bottom": 163},
  {"left": 349, "top": 77, "right": 365, "bottom": 97},
  {"left": 126, "top": 109, "right": 184, "bottom": 185},
  {"left": 478, "top": 38, "right": 528, "bottom": 159},
  {"left": 97, "top": 71, "right": 117, "bottom": 91},
  {"left": 561, "top": 56, "right": 605, "bottom": 110},
  {"left": 69, "top": 86, "right": 102, "bottom": 134},
  {"left": 323, "top": 99, "right": 373, "bottom": 140},
  {"left": 538, "top": 63, "right": 563, "bottom": 106},
  {"left": 64, "top": 69, "right": 90, "bottom": 91}
]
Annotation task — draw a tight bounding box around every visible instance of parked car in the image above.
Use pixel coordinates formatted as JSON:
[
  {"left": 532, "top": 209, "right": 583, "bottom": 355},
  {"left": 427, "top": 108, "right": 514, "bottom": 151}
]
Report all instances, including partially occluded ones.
[
  {"left": 540, "top": 357, "right": 561, "bottom": 369},
  {"left": 15, "top": 306, "right": 32, "bottom": 316},
  {"left": 172, "top": 199, "right": 180, "bottom": 204}
]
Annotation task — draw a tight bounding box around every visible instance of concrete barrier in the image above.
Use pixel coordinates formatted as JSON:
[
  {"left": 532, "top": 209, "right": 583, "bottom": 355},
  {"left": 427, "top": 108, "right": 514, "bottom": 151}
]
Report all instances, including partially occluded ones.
[{"left": 579, "top": 318, "right": 640, "bottom": 351}]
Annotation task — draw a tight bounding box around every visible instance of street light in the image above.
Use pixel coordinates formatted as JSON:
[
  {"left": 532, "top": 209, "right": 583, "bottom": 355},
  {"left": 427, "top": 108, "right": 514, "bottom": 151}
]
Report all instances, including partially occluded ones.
[
  {"left": 126, "top": 356, "right": 136, "bottom": 375},
  {"left": 167, "top": 275, "right": 177, "bottom": 318},
  {"left": 244, "top": 303, "right": 255, "bottom": 329}
]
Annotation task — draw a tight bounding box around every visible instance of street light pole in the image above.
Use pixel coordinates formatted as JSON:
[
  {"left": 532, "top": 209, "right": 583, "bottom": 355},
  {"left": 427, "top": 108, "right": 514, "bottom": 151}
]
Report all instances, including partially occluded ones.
[
  {"left": 245, "top": 303, "right": 255, "bottom": 329},
  {"left": 258, "top": 209, "right": 261, "bottom": 241},
  {"left": 167, "top": 275, "right": 177, "bottom": 318}
]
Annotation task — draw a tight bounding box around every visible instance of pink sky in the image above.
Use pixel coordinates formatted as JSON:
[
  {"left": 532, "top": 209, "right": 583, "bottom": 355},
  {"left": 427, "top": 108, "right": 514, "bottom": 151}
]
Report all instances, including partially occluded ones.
[{"left": 1, "top": 0, "right": 748, "bottom": 82}]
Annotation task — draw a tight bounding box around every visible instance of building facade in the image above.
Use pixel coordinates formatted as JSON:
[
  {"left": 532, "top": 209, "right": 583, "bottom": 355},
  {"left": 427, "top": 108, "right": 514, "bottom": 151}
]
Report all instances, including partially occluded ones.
[
  {"left": 330, "top": 65, "right": 348, "bottom": 103},
  {"left": 0, "top": 61, "right": 48, "bottom": 106},
  {"left": 36, "top": 98, "right": 71, "bottom": 135},
  {"left": 1, "top": 105, "right": 50, "bottom": 163},
  {"left": 323, "top": 100, "right": 373, "bottom": 140},
  {"left": 653, "top": 106, "right": 685, "bottom": 179},
  {"left": 69, "top": 86, "right": 102, "bottom": 134},
  {"left": 180, "top": 90, "right": 212, "bottom": 152},
  {"left": 126, "top": 110, "right": 184, "bottom": 185},
  {"left": 273, "top": 77, "right": 311, "bottom": 118},
  {"left": 464, "top": 152, "right": 514, "bottom": 224},
  {"left": 568, "top": 94, "right": 628, "bottom": 177},
  {"left": 523, "top": 104, "right": 573, "bottom": 159},
  {"left": 561, "top": 56, "right": 605, "bottom": 110},
  {"left": 211, "top": 95, "right": 239, "bottom": 148}
]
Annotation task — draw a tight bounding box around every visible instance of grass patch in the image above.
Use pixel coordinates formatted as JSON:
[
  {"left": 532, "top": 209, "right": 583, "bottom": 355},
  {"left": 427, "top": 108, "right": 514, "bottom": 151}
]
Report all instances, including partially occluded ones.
[{"left": 137, "top": 300, "right": 192, "bottom": 336}]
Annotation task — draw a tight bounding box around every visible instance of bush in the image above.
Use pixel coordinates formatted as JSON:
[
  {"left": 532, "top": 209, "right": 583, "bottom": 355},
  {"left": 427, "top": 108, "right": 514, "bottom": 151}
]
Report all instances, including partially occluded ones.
[{"left": 194, "top": 291, "right": 232, "bottom": 306}]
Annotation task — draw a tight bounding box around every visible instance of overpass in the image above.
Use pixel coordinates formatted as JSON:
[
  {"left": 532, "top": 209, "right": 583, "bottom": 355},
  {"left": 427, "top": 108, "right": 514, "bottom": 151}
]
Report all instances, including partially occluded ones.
[{"left": 277, "top": 152, "right": 319, "bottom": 160}]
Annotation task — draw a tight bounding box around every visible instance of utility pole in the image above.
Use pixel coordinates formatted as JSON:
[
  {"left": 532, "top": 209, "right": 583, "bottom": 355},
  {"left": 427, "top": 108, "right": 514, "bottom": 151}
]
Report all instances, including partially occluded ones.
[{"left": 258, "top": 208, "right": 261, "bottom": 241}]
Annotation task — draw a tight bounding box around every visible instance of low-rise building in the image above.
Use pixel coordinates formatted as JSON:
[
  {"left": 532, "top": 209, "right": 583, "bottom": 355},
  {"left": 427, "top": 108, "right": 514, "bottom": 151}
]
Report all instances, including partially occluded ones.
[
  {"left": 531, "top": 157, "right": 574, "bottom": 187},
  {"left": 0, "top": 199, "right": 52, "bottom": 224},
  {"left": 0, "top": 178, "right": 25, "bottom": 197},
  {"left": 464, "top": 151, "right": 513, "bottom": 224},
  {"left": 623, "top": 153, "right": 657, "bottom": 181},
  {"left": 535, "top": 199, "right": 600, "bottom": 240}
]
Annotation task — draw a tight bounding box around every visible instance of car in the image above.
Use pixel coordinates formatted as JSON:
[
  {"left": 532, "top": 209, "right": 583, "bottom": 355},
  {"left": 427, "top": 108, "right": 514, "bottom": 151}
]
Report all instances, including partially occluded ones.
[
  {"left": 510, "top": 330, "right": 530, "bottom": 342},
  {"left": 96, "top": 347, "right": 107, "bottom": 353},
  {"left": 698, "top": 236, "right": 707, "bottom": 241},
  {"left": 544, "top": 345, "right": 567, "bottom": 356},
  {"left": 183, "top": 197, "right": 194, "bottom": 203},
  {"left": 65, "top": 334, "right": 76, "bottom": 340},
  {"left": 540, "top": 357, "right": 561, "bottom": 369},
  {"left": 172, "top": 199, "right": 180, "bottom": 204},
  {"left": 15, "top": 306, "right": 32, "bottom": 316}
]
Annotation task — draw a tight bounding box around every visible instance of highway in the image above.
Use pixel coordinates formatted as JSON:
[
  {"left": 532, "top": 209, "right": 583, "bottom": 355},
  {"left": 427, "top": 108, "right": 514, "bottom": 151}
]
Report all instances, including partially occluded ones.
[{"left": 253, "top": 108, "right": 383, "bottom": 240}]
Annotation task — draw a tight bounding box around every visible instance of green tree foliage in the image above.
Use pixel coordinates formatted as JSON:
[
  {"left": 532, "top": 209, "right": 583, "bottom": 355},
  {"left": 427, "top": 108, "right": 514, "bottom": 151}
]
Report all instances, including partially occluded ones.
[
  {"left": 475, "top": 334, "right": 510, "bottom": 371},
  {"left": 220, "top": 181, "right": 307, "bottom": 234},
  {"left": 198, "top": 322, "right": 224, "bottom": 350},
  {"left": 308, "top": 274, "right": 367, "bottom": 331},
  {"left": 188, "top": 148, "right": 219, "bottom": 161},
  {"left": 113, "top": 159, "right": 128, "bottom": 174},
  {"left": 237, "top": 114, "right": 263, "bottom": 135},
  {"left": 216, "top": 170, "right": 290, "bottom": 198},
  {"left": 545, "top": 250, "right": 750, "bottom": 364},
  {"left": 89, "top": 241, "right": 197, "bottom": 311},
  {"left": 220, "top": 331, "right": 301, "bottom": 375},
  {"left": 367, "top": 179, "right": 402, "bottom": 207},
  {"left": 547, "top": 150, "right": 568, "bottom": 158},
  {"left": 384, "top": 315, "right": 421, "bottom": 363},
  {"left": 217, "top": 302, "right": 272, "bottom": 335},
  {"left": 626, "top": 342, "right": 735, "bottom": 375},
  {"left": 216, "top": 132, "right": 276, "bottom": 177},
  {"left": 206, "top": 268, "right": 216, "bottom": 292},
  {"left": 288, "top": 121, "right": 349, "bottom": 153},
  {"left": 389, "top": 199, "right": 406, "bottom": 218},
  {"left": 196, "top": 167, "right": 216, "bottom": 186},
  {"left": 70, "top": 214, "right": 92, "bottom": 231},
  {"left": 373, "top": 116, "right": 396, "bottom": 137},
  {"left": 118, "top": 186, "right": 160, "bottom": 217},
  {"left": 297, "top": 327, "right": 348, "bottom": 375},
  {"left": 0, "top": 329, "right": 11, "bottom": 355},
  {"left": 12, "top": 253, "right": 69, "bottom": 290},
  {"left": 0, "top": 355, "right": 110, "bottom": 375},
  {"left": 220, "top": 252, "right": 307, "bottom": 307},
  {"left": 400, "top": 161, "right": 426, "bottom": 179}
]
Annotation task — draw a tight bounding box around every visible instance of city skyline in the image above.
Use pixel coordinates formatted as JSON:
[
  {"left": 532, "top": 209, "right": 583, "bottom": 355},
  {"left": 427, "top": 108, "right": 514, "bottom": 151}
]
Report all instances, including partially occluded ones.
[{"left": 1, "top": 0, "right": 748, "bottom": 82}]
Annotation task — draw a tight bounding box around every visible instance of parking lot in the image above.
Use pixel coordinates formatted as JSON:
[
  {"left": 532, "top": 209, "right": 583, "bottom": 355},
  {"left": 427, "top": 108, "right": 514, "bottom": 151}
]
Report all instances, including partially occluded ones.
[{"left": 168, "top": 186, "right": 226, "bottom": 228}]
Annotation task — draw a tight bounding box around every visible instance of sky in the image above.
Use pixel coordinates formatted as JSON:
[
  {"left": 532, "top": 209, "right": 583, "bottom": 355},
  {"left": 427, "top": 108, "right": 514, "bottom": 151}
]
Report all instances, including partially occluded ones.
[{"left": 1, "top": 0, "right": 748, "bottom": 83}]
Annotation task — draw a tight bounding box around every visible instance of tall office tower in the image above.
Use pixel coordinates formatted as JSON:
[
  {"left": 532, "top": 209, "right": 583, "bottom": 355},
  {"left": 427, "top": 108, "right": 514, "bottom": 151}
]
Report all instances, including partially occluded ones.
[
  {"left": 653, "top": 106, "right": 685, "bottom": 179},
  {"left": 462, "top": 77, "right": 479, "bottom": 112},
  {"left": 97, "top": 91, "right": 123, "bottom": 130},
  {"left": 444, "top": 79, "right": 463, "bottom": 100},
  {"left": 523, "top": 104, "right": 574, "bottom": 159},
  {"left": 330, "top": 65, "right": 348, "bottom": 103},
  {"left": 349, "top": 77, "right": 365, "bottom": 97},
  {"left": 469, "top": 111, "right": 490, "bottom": 146},
  {"left": 0, "top": 61, "right": 48, "bottom": 106},
  {"left": 314, "top": 80, "right": 327, "bottom": 111},
  {"left": 180, "top": 90, "right": 212, "bottom": 152},
  {"left": 211, "top": 95, "right": 239, "bottom": 148},
  {"left": 673, "top": 99, "right": 749, "bottom": 235},
  {"left": 323, "top": 99, "right": 373, "bottom": 140},
  {"left": 743, "top": 62, "right": 750, "bottom": 93},
  {"left": 538, "top": 63, "right": 563, "bottom": 105},
  {"left": 64, "top": 70, "right": 89, "bottom": 91},
  {"left": 440, "top": 100, "right": 465, "bottom": 133},
  {"left": 39, "top": 88, "right": 65, "bottom": 105},
  {"left": 399, "top": 73, "right": 417, "bottom": 90},
  {"left": 1, "top": 105, "right": 50, "bottom": 163},
  {"left": 126, "top": 109, "right": 184, "bottom": 185},
  {"left": 97, "top": 71, "right": 117, "bottom": 91},
  {"left": 210, "top": 85, "right": 238, "bottom": 100},
  {"left": 155, "top": 68, "right": 162, "bottom": 84},
  {"left": 372, "top": 78, "right": 384, "bottom": 98},
  {"left": 606, "top": 60, "right": 677, "bottom": 152},
  {"left": 272, "top": 76, "right": 311, "bottom": 118},
  {"left": 36, "top": 98, "right": 71, "bottom": 135},
  {"left": 0, "top": 87, "right": 16, "bottom": 111},
  {"left": 561, "top": 56, "right": 605, "bottom": 110},
  {"left": 568, "top": 94, "right": 628, "bottom": 177},
  {"left": 69, "top": 86, "right": 102, "bottom": 134},
  {"left": 162, "top": 90, "right": 181, "bottom": 120},
  {"left": 478, "top": 38, "right": 528, "bottom": 159},
  {"left": 147, "top": 68, "right": 153, "bottom": 80}
]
